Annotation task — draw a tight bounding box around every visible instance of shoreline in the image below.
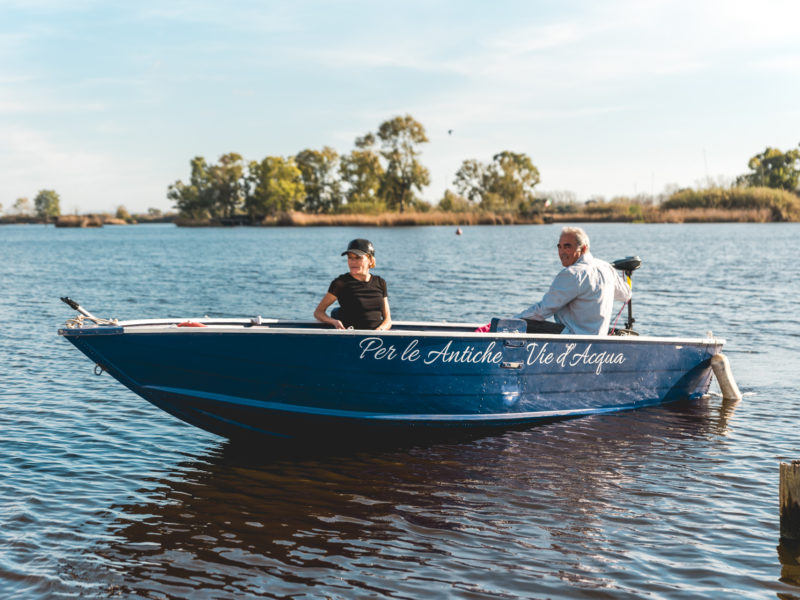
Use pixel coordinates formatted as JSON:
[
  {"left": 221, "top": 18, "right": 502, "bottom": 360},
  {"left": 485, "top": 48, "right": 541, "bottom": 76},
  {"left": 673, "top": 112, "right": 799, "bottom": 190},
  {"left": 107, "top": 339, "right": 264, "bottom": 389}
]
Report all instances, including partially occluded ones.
[{"left": 2, "top": 207, "right": 795, "bottom": 227}]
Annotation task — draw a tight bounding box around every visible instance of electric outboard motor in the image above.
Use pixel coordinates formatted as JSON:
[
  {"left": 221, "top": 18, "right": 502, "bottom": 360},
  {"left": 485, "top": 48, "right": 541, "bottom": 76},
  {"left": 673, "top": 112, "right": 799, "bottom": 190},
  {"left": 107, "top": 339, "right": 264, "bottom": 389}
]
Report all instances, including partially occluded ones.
[
  {"left": 611, "top": 256, "right": 642, "bottom": 334},
  {"left": 611, "top": 256, "right": 642, "bottom": 274}
]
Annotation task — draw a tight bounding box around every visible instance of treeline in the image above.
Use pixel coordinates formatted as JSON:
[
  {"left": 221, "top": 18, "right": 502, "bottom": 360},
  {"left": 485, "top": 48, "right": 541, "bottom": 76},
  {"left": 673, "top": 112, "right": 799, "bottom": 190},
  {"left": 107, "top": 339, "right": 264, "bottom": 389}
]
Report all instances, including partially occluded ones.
[
  {"left": 0, "top": 189, "right": 168, "bottom": 224},
  {"left": 168, "top": 115, "right": 549, "bottom": 223},
  {"left": 168, "top": 115, "right": 800, "bottom": 223},
  {"left": 3, "top": 117, "right": 799, "bottom": 225},
  {"left": 1, "top": 190, "right": 61, "bottom": 220},
  {"left": 169, "top": 115, "right": 430, "bottom": 221}
]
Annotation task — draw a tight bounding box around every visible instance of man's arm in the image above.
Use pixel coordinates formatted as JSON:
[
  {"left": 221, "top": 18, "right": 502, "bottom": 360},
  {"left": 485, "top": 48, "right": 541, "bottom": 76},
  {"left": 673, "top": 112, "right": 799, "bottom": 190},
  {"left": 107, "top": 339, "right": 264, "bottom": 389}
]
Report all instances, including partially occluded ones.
[{"left": 515, "top": 270, "right": 580, "bottom": 320}]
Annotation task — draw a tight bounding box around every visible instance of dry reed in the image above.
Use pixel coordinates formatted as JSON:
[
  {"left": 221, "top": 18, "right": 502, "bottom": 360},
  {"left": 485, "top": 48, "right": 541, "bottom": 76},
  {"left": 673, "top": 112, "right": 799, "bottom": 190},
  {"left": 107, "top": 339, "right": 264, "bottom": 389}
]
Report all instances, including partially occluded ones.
[{"left": 269, "top": 211, "right": 545, "bottom": 227}]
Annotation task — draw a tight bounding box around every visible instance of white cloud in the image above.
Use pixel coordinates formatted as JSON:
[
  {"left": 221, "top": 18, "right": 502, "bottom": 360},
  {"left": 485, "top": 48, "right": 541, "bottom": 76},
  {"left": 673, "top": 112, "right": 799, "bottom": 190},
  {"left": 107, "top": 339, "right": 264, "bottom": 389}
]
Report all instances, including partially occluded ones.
[{"left": 748, "top": 54, "right": 800, "bottom": 71}]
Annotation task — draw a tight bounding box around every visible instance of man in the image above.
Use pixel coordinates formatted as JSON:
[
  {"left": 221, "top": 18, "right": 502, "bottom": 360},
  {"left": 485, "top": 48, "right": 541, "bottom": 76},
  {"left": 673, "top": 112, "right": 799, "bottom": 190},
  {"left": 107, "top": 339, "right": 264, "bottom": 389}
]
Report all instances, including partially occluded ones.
[{"left": 515, "top": 226, "right": 631, "bottom": 335}]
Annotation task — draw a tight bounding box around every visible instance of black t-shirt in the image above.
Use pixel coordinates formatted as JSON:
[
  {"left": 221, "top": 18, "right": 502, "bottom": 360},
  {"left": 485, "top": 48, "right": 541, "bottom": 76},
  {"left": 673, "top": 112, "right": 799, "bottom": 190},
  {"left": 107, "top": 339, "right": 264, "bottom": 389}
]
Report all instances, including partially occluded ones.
[{"left": 328, "top": 273, "right": 388, "bottom": 329}]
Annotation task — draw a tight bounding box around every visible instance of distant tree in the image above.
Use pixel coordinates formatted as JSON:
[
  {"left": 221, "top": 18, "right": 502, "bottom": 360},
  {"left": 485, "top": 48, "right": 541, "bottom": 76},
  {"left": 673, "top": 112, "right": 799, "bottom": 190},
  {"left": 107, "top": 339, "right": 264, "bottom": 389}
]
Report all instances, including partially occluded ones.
[
  {"left": 168, "top": 156, "right": 217, "bottom": 219},
  {"left": 340, "top": 134, "right": 385, "bottom": 212},
  {"left": 208, "top": 153, "right": 247, "bottom": 218},
  {"left": 245, "top": 156, "right": 305, "bottom": 219},
  {"left": 437, "top": 189, "right": 472, "bottom": 212},
  {"left": 147, "top": 207, "right": 162, "bottom": 217},
  {"left": 116, "top": 205, "right": 131, "bottom": 221},
  {"left": 737, "top": 145, "right": 800, "bottom": 191},
  {"left": 35, "top": 190, "right": 61, "bottom": 219},
  {"left": 295, "top": 147, "right": 343, "bottom": 213},
  {"left": 454, "top": 151, "right": 541, "bottom": 213},
  {"left": 453, "top": 159, "right": 485, "bottom": 205},
  {"left": 374, "top": 115, "right": 430, "bottom": 212},
  {"left": 0, "top": 202, "right": 4, "bottom": 214},
  {"left": 484, "top": 151, "right": 541, "bottom": 212},
  {"left": 168, "top": 179, "right": 200, "bottom": 217},
  {"left": 13, "top": 197, "right": 32, "bottom": 216}
]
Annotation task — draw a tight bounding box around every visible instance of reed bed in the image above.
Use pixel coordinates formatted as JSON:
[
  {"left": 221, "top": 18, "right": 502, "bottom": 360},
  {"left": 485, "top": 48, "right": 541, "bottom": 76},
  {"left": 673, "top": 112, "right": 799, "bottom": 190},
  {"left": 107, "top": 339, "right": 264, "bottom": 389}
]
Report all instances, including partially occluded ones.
[
  {"left": 270, "top": 211, "right": 546, "bottom": 226},
  {"left": 547, "top": 207, "right": 775, "bottom": 223},
  {"left": 657, "top": 208, "right": 774, "bottom": 223},
  {"left": 54, "top": 214, "right": 129, "bottom": 227},
  {"left": 171, "top": 206, "right": 791, "bottom": 227},
  {"left": 662, "top": 186, "right": 800, "bottom": 221}
]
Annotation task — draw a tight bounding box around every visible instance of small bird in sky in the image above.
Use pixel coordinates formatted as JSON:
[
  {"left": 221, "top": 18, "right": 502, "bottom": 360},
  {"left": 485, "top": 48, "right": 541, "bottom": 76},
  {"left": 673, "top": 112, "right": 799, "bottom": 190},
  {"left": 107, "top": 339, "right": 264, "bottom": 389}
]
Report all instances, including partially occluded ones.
[{"left": 448, "top": 129, "right": 453, "bottom": 135}]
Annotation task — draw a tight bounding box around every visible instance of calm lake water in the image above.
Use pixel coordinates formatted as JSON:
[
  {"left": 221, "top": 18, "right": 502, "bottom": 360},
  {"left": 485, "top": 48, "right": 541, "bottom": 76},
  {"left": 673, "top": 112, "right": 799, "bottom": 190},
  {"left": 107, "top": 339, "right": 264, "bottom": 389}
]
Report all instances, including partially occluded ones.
[{"left": 1, "top": 222, "right": 799, "bottom": 599}]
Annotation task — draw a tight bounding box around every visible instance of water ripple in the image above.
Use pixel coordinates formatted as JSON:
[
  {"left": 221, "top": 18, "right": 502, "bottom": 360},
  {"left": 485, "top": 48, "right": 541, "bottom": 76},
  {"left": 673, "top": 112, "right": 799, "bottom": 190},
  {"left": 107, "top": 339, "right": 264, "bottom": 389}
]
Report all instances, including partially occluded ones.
[{"left": 1, "top": 223, "right": 799, "bottom": 598}]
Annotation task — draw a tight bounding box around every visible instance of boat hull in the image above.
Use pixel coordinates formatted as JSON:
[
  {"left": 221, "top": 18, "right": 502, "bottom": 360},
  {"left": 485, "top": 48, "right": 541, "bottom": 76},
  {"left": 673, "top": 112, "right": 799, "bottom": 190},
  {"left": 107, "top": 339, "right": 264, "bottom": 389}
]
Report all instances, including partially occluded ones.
[{"left": 59, "top": 320, "right": 722, "bottom": 441}]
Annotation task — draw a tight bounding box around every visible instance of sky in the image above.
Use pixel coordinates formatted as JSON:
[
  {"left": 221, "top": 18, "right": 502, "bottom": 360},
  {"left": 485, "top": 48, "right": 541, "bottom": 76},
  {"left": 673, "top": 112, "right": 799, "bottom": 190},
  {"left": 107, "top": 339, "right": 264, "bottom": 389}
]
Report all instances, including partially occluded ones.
[{"left": 1, "top": 0, "right": 799, "bottom": 214}]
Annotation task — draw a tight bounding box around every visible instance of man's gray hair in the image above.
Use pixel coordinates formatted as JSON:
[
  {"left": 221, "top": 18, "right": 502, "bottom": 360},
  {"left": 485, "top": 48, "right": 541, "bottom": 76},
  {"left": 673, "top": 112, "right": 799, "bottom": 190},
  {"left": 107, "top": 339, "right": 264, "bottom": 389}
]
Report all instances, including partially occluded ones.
[{"left": 561, "top": 226, "right": 590, "bottom": 251}]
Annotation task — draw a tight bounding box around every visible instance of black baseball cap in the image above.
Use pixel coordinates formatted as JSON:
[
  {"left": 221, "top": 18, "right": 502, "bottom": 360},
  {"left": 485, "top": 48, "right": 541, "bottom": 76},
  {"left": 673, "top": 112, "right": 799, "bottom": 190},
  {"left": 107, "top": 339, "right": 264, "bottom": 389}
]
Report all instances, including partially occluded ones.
[{"left": 342, "top": 239, "right": 375, "bottom": 257}]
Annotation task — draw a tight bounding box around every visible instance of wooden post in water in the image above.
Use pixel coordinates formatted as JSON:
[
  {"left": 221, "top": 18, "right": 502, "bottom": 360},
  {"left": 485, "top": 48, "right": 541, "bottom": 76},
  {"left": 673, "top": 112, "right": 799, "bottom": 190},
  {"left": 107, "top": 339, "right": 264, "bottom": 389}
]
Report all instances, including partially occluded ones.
[
  {"left": 779, "top": 461, "right": 800, "bottom": 584},
  {"left": 780, "top": 461, "right": 800, "bottom": 540}
]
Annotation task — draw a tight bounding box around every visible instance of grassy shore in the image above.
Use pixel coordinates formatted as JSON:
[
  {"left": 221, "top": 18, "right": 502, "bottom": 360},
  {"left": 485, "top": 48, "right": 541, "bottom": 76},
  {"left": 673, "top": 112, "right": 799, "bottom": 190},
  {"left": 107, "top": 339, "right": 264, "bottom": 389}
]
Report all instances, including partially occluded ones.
[
  {"left": 2, "top": 207, "right": 792, "bottom": 227},
  {"left": 0, "top": 213, "right": 176, "bottom": 227},
  {"left": 173, "top": 211, "right": 549, "bottom": 227},
  {"left": 170, "top": 186, "right": 800, "bottom": 226},
  {"left": 3, "top": 187, "right": 798, "bottom": 227},
  {"left": 175, "top": 207, "right": 793, "bottom": 227}
]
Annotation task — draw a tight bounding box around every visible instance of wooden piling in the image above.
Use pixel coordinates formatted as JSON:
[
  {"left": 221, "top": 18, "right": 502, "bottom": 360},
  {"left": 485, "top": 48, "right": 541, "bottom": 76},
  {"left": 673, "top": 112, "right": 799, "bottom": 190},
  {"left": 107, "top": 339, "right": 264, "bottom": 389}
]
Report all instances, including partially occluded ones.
[{"left": 780, "top": 461, "right": 800, "bottom": 540}]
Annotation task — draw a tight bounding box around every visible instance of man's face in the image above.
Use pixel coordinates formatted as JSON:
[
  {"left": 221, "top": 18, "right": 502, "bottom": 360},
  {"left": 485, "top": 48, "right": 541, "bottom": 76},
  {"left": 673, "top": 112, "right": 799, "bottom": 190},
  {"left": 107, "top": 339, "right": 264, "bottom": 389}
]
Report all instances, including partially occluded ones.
[{"left": 557, "top": 233, "right": 583, "bottom": 267}]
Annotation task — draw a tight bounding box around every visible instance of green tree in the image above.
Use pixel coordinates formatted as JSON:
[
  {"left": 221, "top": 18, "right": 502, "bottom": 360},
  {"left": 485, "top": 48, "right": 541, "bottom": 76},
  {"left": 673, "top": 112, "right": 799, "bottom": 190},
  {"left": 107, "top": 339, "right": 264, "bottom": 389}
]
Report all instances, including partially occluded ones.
[
  {"left": 168, "top": 156, "right": 217, "bottom": 219},
  {"left": 116, "top": 205, "right": 131, "bottom": 221},
  {"left": 33, "top": 190, "right": 60, "bottom": 219},
  {"left": 737, "top": 145, "right": 800, "bottom": 191},
  {"left": 208, "top": 153, "right": 247, "bottom": 218},
  {"left": 295, "top": 146, "right": 343, "bottom": 213},
  {"left": 374, "top": 115, "right": 430, "bottom": 212},
  {"left": 484, "top": 151, "right": 541, "bottom": 212},
  {"left": 437, "top": 189, "right": 472, "bottom": 212},
  {"left": 340, "top": 134, "right": 385, "bottom": 212},
  {"left": 245, "top": 156, "right": 305, "bottom": 219},
  {"left": 454, "top": 151, "right": 541, "bottom": 212}
]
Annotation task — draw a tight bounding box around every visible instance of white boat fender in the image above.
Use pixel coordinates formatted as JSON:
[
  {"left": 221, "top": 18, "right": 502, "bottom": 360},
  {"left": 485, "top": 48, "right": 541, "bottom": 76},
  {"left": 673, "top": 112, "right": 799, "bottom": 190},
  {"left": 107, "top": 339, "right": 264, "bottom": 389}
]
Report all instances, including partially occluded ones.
[{"left": 710, "top": 353, "right": 742, "bottom": 401}]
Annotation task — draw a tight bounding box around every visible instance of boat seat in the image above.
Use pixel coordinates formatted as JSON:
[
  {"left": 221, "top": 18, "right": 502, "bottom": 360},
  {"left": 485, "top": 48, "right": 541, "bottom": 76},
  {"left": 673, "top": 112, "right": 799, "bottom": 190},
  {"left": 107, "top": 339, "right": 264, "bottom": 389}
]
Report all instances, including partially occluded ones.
[
  {"left": 522, "top": 319, "right": 565, "bottom": 334},
  {"left": 489, "top": 318, "right": 527, "bottom": 333}
]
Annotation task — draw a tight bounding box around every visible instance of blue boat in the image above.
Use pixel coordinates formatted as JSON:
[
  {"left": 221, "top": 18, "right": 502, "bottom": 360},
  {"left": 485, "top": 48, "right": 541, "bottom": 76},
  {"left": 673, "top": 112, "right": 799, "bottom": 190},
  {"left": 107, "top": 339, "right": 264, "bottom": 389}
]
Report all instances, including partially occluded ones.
[{"left": 58, "top": 298, "right": 727, "bottom": 442}]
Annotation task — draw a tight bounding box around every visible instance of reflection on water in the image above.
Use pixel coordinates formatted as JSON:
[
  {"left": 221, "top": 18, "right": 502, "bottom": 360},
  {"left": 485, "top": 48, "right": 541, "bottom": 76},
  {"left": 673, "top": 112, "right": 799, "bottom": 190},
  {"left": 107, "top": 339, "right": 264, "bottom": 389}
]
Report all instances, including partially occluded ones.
[
  {"left": 94, "top": 397, "right": 741, "bottom": 598},
  {"left": 714, "top": 394, "right": 742, "bottom": 437},
  {"left": 779, "top": 539, "right": 800, "bottom": 588}
]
